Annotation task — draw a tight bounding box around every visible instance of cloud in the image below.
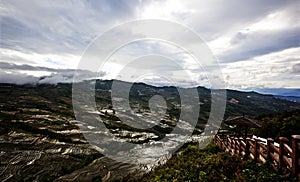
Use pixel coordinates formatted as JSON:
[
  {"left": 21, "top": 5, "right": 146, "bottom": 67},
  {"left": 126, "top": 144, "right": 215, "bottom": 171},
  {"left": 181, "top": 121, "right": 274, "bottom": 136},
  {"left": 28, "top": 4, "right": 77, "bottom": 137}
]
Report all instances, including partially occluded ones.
[
  {"left": 0, "top": 0, "right": 140, "bottom": 55},
  {"left": 0, "top": 0, "right": 299, "bottom": 89},
  {"left": 208, "top": 2, "right": 299, "bottom": 62},
  {"left": 222, "top": 47, "right": 300, "bottom": 89},
  {"left": 137, "top": 0, "right": 292, "bottom": 40},
  {"left": 220, "top": 26, "right": 299, "bottom": 62},
  {"left": 0, "top": 71, "right": 38, "bottom": 85},
  {"left": 0, "top": 62, "right": 105, "bottom": 85},
  {"left": 292, "top": 63, "right": 300, "bottom": 74}
]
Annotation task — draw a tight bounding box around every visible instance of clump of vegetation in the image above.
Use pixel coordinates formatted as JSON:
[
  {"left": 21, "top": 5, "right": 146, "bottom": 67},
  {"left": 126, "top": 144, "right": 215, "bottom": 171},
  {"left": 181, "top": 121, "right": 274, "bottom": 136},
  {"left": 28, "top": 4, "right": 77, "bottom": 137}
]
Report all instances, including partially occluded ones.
[
  {"left": 254, "top": 110, "right": 300, "bottom": 140},
  {"left": 140, "top": 142, "right": 297, "bottom": 182}
]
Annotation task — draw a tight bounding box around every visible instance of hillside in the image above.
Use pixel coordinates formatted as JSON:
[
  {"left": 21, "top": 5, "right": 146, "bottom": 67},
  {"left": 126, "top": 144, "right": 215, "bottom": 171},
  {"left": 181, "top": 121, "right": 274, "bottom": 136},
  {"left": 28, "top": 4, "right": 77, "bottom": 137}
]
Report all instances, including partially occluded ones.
[
  {"left": 0, "top": 81, "right": 299, "bottom": 181},
  {"left": 140, "top": 142, "right": 297, "bottom": 182}
]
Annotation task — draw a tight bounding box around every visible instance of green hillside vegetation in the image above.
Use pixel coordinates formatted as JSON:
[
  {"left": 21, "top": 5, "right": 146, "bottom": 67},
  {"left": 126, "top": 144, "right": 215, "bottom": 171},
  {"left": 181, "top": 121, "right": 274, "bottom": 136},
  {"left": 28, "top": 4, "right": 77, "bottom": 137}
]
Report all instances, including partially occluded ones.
[
  {"left": 254, "top": 110, "right": 300, "bottom": 140},
  {"left": 140, "top": 110, "right": 300, "bottom": 181},
  {"left": 140, "top": 142, "right": 297, "bottom": 182}
]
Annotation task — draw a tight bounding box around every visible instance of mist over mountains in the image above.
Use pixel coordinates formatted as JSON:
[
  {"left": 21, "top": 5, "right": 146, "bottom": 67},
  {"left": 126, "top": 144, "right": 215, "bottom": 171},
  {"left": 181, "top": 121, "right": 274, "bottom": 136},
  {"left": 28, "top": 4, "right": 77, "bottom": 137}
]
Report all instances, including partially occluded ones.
[{"left": 0, "top": 62, "right": 299, "bottom": 98}]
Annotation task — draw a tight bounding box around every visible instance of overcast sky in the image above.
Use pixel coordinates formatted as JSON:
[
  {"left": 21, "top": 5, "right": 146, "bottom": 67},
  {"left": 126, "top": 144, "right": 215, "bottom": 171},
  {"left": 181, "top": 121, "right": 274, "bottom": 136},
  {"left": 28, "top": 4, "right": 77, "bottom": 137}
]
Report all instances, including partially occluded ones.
[{"left": 0, "top": 0, "right": 299, "bottom": 90}]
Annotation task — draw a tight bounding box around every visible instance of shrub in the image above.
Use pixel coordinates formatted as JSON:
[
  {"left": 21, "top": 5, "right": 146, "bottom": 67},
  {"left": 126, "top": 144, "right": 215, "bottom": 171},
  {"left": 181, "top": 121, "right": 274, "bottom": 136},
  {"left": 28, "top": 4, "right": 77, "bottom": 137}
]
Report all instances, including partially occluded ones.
[{"left": 141, "top": 142, "right": 297, "bottom": 182}]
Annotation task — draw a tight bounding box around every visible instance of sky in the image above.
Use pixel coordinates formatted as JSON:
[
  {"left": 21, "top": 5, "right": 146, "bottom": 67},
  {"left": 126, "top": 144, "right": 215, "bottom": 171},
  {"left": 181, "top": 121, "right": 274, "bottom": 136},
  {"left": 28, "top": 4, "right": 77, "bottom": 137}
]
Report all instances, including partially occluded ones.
[{"left": 0, "top": 0, "right": 299, "bottom": 94}]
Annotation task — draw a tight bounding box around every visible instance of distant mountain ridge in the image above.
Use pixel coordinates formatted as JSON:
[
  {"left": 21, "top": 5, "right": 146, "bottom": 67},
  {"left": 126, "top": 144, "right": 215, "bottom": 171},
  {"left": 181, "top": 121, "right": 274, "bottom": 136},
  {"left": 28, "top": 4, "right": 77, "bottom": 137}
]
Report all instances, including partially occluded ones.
[
  {"left": 1, "top": 79, "right": 299, "bottom": 121},
  {"left": 244, "top": 88, "right": 300, "bottom": 97}
]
